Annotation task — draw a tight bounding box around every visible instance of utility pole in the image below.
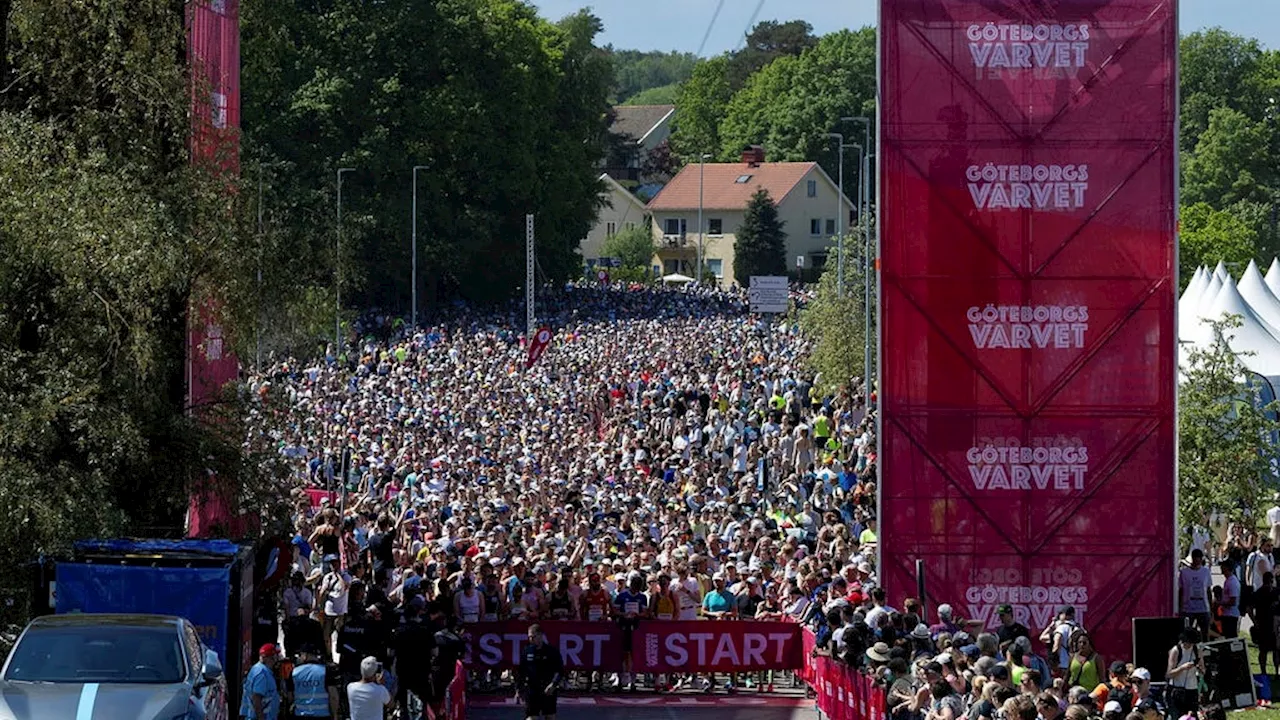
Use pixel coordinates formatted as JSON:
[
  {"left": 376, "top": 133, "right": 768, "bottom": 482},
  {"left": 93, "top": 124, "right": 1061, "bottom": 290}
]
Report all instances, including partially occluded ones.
[
  {"left": 825, "top": 133, "right": 844, "bottom": 296},
  {"left": 526, "top": 214, "right": 535, "bottom": 340},
  {"left": 698, "top": 153, "right": 711, "bottom": 283},
  {"left": 335, "top": 168, "right": 355, "bottom": 354},
  {"left": 411, "top": 165, "right": 428, "bottom": 329},
  {"left": 843, "top": 116, "right": 873, "bottom": 384}
]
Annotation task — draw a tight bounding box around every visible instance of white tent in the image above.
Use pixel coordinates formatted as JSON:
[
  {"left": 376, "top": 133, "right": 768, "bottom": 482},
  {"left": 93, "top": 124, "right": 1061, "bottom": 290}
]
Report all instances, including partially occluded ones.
[
  {"left": 1179, "top": 267, "right": 1207, "bottom": 319},
  {"left": 1214, "top": 260, "right": 1231, "bottom": 284},
  {"left": 1237, "top": 259, "right": 1280, "bottom": 339},
  {"left": 1192, "top": 279, "right": 1280, "bottom": 378},
  {"left": 661, "top": 273, "right": 694, "bottom": 284},
  {"left": 1194, "top": 272, "right": 1224, "bottom": 319},
  {"left": 1267, "top": 258, "right": 1280, "bottom": 298}
]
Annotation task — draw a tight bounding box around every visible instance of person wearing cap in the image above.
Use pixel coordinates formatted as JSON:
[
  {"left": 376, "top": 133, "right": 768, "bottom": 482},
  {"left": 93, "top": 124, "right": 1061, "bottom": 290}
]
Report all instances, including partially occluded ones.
[
  {"left": 1106, "top": 662, "right": 1134, "bottom": 713},
  {"left": 240, "top": 644, "right": 281, "bottom": 720},
  {"left": 347, "top": 656, "right": 393, "bottom": 720},
  {"left": 1101, "top": 700, "right": 1124, "bottom": 720},
  {"left": 995, "top": 604, "right": 1030, "bottom": 653},
  {"left": 290, "top": 648, "right": 339, "bottom": 718},
  {"left": 1128, "top": 668, "right": 1162, "bottom": 715}
]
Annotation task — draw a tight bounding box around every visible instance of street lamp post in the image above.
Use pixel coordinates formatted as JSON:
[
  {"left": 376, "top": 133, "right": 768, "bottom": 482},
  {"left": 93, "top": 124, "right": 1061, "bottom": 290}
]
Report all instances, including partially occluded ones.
[
  {"left": 336, "top": 167, "right": 355, "bottom": 354},
  {"left": 698, "top": 153, "right": 711, "bottom": 283},
  {"left": 825, "top": 133, "right": 847, "bottom": 296},
  {"left": 411, "top": 165, "right": 428, "bottom": 329},
  {"left": 842, "top": 115, "right": 872, "bottom": 385}
]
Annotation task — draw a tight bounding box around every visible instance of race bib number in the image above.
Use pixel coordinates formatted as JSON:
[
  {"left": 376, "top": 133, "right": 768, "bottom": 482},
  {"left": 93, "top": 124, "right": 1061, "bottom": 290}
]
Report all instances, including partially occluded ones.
[
  {"left": 483, "top": 613, "right": 498, "bottom": 622},
  {"left": 463, "top": 613, "right": 479, "bottom": 623},
  {"left": 588, "top": 607, "right": 603, "bottom": 621},
  {"left": 657, "top": 613, "right": 673, "bottom": 620},
  {"left": 624, "top": 602, "right": 639, "bottom": 615}
]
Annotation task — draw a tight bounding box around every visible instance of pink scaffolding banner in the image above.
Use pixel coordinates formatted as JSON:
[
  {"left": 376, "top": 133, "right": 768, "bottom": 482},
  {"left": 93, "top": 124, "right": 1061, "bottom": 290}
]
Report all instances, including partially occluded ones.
[{"left": 879, "top": 0, "right": 1177, "bottom": 658}]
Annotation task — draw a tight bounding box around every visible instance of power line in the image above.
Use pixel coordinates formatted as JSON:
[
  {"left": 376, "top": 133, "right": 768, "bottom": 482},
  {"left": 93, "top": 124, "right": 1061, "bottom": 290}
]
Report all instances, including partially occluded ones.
[
  {"left": 695, "top": 0, "right": 726, "bottom": 57},
  {"left": 734, "top": 0, "right": 766, "bottom": 52}
]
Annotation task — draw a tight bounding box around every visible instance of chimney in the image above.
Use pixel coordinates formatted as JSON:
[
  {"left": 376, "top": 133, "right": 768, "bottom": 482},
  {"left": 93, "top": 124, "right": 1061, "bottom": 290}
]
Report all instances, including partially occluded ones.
[{"left": 741, "top": 145, "right": 765, "bottom": 167}]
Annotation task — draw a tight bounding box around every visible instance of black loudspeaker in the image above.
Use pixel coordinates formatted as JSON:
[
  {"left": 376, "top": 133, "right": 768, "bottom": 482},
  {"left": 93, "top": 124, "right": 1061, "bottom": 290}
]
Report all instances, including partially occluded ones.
[
  {"left": 1133, "top": 617, "right": 1185, "bottom": 683},
  {"left": 1201, "top": 638, "right": 1257, "bottom": 711}
]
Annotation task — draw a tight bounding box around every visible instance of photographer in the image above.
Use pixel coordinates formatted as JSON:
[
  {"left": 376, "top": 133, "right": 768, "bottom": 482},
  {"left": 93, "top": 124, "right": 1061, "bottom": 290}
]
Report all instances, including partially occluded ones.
[{"left": 346, "top": 657, "right": 392, "bottom": 720}]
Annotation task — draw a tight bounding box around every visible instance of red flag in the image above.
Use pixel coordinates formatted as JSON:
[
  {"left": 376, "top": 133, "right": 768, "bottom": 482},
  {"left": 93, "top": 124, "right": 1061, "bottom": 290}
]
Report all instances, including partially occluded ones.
[{"left": 525, "top": 326, "right": 553, "bottom": 369}]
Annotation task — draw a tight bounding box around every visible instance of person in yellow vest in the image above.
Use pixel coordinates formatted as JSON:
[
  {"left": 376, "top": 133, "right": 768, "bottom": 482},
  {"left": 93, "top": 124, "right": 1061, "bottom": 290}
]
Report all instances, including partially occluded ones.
[{"left": 813, "top": 408, "right": 832, "bottom": 448}]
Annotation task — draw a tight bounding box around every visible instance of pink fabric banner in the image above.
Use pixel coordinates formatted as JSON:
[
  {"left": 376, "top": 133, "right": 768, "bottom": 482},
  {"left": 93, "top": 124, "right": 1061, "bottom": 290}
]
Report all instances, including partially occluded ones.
[
  {"left": 463, "top": 620, "right": 803, "bottom": 673},
  {"left": 879, "top": 0, "right": 1177, "bottom": 658}
]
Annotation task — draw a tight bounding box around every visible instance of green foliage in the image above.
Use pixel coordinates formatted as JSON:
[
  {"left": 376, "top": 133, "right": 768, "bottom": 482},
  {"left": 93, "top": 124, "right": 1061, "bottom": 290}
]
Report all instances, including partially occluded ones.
[
  {"left": 725, "top": 20, "right": 818, "bottom": 91},
  {"left": 608, "top": 49, "right": 697, "bottom": 104},
  {"left": 669, "top": 55, "right": 733, "bottom": 163},
  {"left": 733, "top": 189, "right": 788, "bottom": 284},
  {"left": 602, "top": 225, "right": 657, "bottom": 270},
  {"left": 1182, "top": 107, "right": 1275, "bottom": 208},
  {"left": 800, "top": 241, "right": 868, "bottom": 396},
  {"left": 1178, "top": 316, "right": 1280, "bottom": 529},
  {"left": 717, "top": 29, "right": 877, "bottom": 179},
  {"left": 1180, "top": 203, "right": 1261, "bottom": 290},
  {"left": 242, "top": 1, "right": 614, "bottom": 309},
  {"left": 1179, "top": 30, "right": 1270, "bottom": 152},
  {"left": 624, "top": 83, "right": 681, "bottom": 106}
]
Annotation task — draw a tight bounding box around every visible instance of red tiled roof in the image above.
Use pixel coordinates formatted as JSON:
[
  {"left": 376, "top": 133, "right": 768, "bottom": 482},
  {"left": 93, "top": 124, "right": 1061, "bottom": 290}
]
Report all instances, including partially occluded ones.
[{"left": 647, "top": 161, "right": 818, "bottom": 211}]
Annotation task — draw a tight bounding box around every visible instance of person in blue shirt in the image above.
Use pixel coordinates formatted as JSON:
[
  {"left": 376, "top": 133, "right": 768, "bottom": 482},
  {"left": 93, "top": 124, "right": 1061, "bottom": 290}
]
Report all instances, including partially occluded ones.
[
  {"left": 701, "top": 573, "right": 740, "bottom": 692},
  {"left": 241, "top": 643, "right": 281, "bottom": 720},
  {"left": 613, "top": 573, "right": 650, "bottom": 691}
]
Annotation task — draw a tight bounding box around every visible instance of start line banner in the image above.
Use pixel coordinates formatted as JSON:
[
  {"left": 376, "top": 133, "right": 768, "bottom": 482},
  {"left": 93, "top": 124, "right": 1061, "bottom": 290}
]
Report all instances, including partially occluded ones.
[{"left": 465, "top": 620, "right": 804, "bottom": 673}]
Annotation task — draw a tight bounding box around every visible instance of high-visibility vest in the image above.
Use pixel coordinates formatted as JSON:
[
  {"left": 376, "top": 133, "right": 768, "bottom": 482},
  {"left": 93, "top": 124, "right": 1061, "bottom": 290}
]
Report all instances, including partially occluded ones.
[{"left": 293, "top": 662, "right": 330, "bottom": 717}]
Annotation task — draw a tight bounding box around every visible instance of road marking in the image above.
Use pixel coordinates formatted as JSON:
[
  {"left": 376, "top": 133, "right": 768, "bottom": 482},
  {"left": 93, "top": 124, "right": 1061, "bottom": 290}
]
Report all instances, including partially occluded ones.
[{"left": 76, "top": 683, "right": 99, "bottom": 720}]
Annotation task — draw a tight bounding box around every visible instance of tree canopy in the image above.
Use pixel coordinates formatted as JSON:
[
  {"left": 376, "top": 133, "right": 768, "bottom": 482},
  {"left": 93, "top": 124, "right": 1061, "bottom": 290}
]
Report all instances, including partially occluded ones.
[
  {"left": 242, "top": 0, "right": 615, "bottom": 309},
  {"left": 733, "top": 189, "right": 788, "bottom": 285},
  {"left": 608, "top": 48, "right": 697, "bottom": 104}
]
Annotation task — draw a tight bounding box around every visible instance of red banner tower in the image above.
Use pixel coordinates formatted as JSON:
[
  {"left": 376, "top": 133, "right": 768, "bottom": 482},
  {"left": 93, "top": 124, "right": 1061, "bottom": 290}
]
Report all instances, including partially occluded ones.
[{"left": 879, "top": 0, "right": 1177, "bottom": 655}]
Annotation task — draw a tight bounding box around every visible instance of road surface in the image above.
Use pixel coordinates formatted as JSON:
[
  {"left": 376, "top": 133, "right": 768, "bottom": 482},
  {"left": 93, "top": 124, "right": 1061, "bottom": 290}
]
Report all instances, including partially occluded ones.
[{"left": 468, "top": 694, "right": 817, "bottom": 720}]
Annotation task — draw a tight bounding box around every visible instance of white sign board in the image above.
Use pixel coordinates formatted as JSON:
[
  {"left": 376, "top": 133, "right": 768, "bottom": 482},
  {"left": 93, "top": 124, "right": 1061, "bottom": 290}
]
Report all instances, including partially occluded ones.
[{"left": 748, "top": 276, "right": 789, "bottom": 313}]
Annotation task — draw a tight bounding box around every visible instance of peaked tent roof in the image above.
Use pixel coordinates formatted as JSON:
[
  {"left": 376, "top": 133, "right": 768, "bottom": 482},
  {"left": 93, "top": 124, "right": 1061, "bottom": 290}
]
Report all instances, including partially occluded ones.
[
  {"left": 1194, "top": 273, "right": 1224, "bottom": 318},
  {"left": 1238, "top": 259, "right": 1280, "bottom": 338},
  {"left": 1195, "top": 279, "right": 1280, "bottom": 376},
  {"left": 1267, "top": 258, "right": 1280, "bottom": 297},
  {"left": 1179, "top": 267, "right": 1207, "bottom": 320},
  {"left": 1214, "top": 261, "right": 1231, "bottom": 283}
]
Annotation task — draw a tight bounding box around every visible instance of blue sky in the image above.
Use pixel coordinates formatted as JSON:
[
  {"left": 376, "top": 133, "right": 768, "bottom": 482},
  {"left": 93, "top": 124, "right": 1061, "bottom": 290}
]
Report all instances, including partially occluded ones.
[{"left": 529, "top": 1, "right": 1279, "bottom": 56}]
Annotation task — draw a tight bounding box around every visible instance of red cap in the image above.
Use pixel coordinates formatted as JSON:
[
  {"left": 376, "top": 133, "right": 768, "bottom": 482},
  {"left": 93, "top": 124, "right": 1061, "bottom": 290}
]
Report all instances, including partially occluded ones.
[{"left": 259, "top": 643, "right": 279, "bottom": 658}]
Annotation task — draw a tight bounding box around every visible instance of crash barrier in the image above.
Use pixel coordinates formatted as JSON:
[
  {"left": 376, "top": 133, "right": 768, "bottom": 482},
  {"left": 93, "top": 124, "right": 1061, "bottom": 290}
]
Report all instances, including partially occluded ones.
[
  {"left": 446, "top": 661, "right": 467, "bottom": 720},
  {"left": 800, "top": 629, "right": 888, "bottom": 720},
  {"left": 463, "top": 620, "right": 805, "bottom": 673}
]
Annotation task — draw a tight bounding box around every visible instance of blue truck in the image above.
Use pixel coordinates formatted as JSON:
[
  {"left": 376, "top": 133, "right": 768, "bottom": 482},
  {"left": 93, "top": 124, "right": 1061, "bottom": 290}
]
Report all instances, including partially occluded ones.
[{"left": 47, "top": 539, "right": 256, "bottom": 712}]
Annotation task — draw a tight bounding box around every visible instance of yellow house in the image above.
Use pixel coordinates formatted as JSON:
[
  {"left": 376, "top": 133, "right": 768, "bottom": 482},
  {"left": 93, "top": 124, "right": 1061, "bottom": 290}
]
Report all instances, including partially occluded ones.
[
  {"left": 580, "top": 172, "right": 650, "bottom": 267},
  {"left": 646, "top": 146, "right": 857, "bottom": 286}
]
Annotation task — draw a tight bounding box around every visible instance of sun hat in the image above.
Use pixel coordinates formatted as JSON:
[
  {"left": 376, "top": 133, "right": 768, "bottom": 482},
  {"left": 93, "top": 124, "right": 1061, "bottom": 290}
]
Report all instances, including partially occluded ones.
[{"left": 865, "top": 642, "right": 891, "bottom": 662}]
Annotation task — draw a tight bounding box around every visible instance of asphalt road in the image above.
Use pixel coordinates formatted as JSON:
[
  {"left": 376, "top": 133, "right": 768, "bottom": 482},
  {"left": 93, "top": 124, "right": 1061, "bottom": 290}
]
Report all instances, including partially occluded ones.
[{"left": 468, "top": 705, "right": 819, "bottom": 720}]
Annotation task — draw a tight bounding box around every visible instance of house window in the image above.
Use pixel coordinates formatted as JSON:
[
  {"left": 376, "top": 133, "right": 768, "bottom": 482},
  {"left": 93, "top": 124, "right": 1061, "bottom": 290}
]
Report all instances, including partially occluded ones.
[
  {"left": 707, "top": 259, "right": 724, "bottom": 278},
  {"left": 606, "top": 222, "right": 617, "bottom": 237},
  {"left": 826, "top": 219, "right": 836, "bottom": 235},
  {"left": 810, "top": 219, "right": 822, "bottom": 236},
  {"left": 664, "top": 259, "right": 679, "bottom": 274},
  {"left": 708, "top": 218, "right": 723, "bottom": 235},
  {"left": 664, "top": 218, "right": 686, "bottom": 235},
  {"left": 626, "top": 222, "right": 636, "bottom": 230},
  {"left": 807, "top": 180, "right": 817, "bottom": 198},
  {"left": 735, "top": 174, "right": 753, "bottom": 184}
]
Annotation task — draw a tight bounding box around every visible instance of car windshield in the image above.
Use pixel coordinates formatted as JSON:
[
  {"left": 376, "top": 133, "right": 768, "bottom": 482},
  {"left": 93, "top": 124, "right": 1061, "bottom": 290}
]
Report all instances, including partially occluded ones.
[{"left": 4, "top": 625, "right": 186, "bottom": 684}]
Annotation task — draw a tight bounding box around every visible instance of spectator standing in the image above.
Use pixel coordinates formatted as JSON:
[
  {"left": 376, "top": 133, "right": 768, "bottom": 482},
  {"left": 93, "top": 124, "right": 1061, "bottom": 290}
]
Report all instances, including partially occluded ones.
[
  {"left": 347, "top": 656, "right": 393, "bottom": 720},
  {"left": 240, "top": 644, "right": 282, "bottom": 720}
]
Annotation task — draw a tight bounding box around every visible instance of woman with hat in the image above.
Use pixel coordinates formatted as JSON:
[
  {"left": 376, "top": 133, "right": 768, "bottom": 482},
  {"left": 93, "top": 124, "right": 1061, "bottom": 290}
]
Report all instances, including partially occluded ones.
[{"left": 911, "top": 623, "right": 936, "bottom": 660}]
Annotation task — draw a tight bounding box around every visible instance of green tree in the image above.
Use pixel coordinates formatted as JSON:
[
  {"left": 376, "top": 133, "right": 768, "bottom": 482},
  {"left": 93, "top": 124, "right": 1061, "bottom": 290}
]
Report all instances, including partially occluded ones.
[
  {"left": 669, "top": 55, "right": 733, "bottom": 163},
  {"left": 726, "top": 20, "right": 818, "bottom": 91},
  {"left": 242, "top": 0, "right": 614, "bottom": 309},
  {"left": 717, "top": 29, "right": 877, "bottom": 180},
  {"left": 1179, "top": 29, "right": 1267, "bottom": 152},
  {"left": 624, "top": 83, "right": 681, "bottom": 106},
  {"left": 1182, "top": 107, "right": 1276, "bottom": 207},
  {"left": 800, "top": 241, "right": 867, "bottom": 395},
  {"left": 607, "top": 48, "right": 697, "bottom": 104},
  {"left": 1180, "top": 202, "right": 1261, "bottom": 288},
  {"left": 734, "top": 189, "right": 787, "bottom": 284},
  {"left": 1178, "top": 316, "right": 1280, "bottom": 529},
  {"left": 602, "top": 224, "right": 657, "bottom": 270}
]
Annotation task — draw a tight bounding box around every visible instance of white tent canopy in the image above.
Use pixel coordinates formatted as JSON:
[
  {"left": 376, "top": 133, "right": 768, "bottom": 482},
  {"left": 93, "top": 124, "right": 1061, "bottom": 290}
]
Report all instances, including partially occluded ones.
[
  {"left": 1267, "top": 258, "right": 1280, "bottom": 297},
  {"left": 1238, "top": 259, "right": 1280, "bottom": 339},
  {"left": 1188, "top": 272, "right": 1280, "bottom": 378},
  {"left": 1178, "top": 267, "right": 1207, "bottom": 322},
  {"left": 661, "top": 273, "right": 694, "bottom": 284},
  {"left": 1214, "top": 261, "right": 1231, "bottom": 284}
]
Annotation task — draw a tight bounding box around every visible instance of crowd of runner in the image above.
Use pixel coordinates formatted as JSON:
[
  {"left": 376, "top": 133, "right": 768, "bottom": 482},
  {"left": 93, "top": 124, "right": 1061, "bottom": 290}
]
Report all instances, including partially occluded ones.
[{"left": 237, "top": 283, "right": 1216, "bottom": 720}]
